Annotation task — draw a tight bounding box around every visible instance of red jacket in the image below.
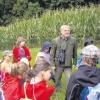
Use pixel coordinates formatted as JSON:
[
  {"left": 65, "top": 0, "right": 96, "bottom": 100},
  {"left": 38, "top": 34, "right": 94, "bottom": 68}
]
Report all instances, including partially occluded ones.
[
  {"left": 2, "top": 73, "right": 21, "bottom": 100},
  {"left": 20, "top": 80, "right": 55, "bottom": 100},
  {"left": 13, "top": 47, "right": 31, "bottom": 62}
]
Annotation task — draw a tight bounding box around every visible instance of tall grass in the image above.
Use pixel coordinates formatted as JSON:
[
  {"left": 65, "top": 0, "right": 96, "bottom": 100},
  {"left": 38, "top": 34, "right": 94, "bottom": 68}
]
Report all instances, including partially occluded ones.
[{"left": 0, "top": 6, "right": 100, "bottom": 49}]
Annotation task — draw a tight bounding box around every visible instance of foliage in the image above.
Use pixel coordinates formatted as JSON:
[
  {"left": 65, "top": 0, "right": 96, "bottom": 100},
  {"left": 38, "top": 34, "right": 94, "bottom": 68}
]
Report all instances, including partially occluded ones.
[
  {"left": 0, "top": 0, "right": 99, "bottom": 25},
  {"left": 0, "top": 6, "right": 100, "bottom": 49}
]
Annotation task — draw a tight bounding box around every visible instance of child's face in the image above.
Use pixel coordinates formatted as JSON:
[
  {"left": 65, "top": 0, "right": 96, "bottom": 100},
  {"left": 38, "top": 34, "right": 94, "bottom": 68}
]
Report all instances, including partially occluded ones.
[
  {"left": 42, "top": 69, "right": 51, "bottom": 81},
  {"left": 44, "top": 48, "right": 50, "bottom": 53},
  {"left": 5, "top": 55, "right": 13, "bottom": 62},
  {"left": 19, "top": 41, "right": 25, "bottom": 47}
]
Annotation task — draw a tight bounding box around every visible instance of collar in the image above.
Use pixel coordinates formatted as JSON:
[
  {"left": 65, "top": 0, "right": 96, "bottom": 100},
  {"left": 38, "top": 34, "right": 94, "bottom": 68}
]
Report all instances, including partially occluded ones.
[
  {"left": 78, "top": 64, "right": 96, "bottom": 70},
  {"left": 60, "top": 35, "right": 70, "bottom": 40}
]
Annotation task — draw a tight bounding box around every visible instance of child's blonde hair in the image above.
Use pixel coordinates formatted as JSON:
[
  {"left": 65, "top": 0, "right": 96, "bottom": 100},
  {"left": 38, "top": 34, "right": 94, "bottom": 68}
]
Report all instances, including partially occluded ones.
[
  {"left": 17, "top": 62, "right": 29, "bottom": 75},
  {"left": 16, "top": 36, "right": 26, "bottom": 47},
  {"left": 26, "top": 57, "right": 51, "bottom": 80},
  {"left": 11, "top": 62, "right": 29, "bottom": 77}
]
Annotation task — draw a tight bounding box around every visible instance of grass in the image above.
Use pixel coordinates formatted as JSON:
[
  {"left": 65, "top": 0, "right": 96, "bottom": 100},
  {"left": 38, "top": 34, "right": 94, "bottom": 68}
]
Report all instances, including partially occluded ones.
[{"left": 29, "top": 48, "right": 40, "bottom": 65}]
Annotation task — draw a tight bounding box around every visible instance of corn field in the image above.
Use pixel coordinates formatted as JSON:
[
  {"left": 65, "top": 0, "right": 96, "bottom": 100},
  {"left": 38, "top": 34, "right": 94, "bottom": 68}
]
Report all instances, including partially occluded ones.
[{"left": 0, "top": 6, "right": 100, "bottom": 49}]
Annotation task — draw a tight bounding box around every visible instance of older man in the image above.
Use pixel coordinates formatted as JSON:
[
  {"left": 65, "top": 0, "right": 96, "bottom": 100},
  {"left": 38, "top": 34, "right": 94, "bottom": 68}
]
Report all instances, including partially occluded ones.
[{"left": 50, "top": 25, "right": 77, "bottom": 89}]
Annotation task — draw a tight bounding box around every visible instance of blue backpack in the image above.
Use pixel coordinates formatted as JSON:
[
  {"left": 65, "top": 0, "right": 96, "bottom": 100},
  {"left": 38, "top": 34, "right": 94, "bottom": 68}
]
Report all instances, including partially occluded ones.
[
  {"left": 81, "top": 83, "right": 100, "bottom": 100},
  {"left": 77, "top": 53, "right": 83, "bottom": 67},
  {"left": 98, "top": 58, "right": 100, "bottom": 64}
]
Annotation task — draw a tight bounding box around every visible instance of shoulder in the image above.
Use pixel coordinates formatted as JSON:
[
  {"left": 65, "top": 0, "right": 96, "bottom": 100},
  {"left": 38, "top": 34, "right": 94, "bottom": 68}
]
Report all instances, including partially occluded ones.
[
  {"left": 33, "top": 81, "right": 47, "bottom": 94},
  {"left": 69, "top": 36, "right": 77, "bottom": 45},
  {"left": 34, "top": 80, "right": 46, "bottom": 89},
  {"left": 13, "top": 47, "right": 18, "bottom": 51},
  {"left": 23, "top": 47, "right": 29, "bottom": 51},
  {"left": 70, "top": 36, "right": 76, "bottom": 41},
  {"left": 37, "top": 52, "right": 45, "bottom": 57},
  {"left": 52, "top": 36, "right": 60, "bottom": 46},
  {"left": 52, "top": 36, "right": 60, "bottom": 42}
]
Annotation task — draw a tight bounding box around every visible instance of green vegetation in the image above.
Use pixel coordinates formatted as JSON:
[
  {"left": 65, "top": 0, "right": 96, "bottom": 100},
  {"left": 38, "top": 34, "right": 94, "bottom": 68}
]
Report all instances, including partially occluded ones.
[
  {"left": 0, "top": 1, "right": 100, "bottom": 99},
  {"left": 29, "top": 48, "right": 40, "bottom": 65},
  {"left": 0, "top": 6, "right": 100, "bottom": 49},
  {"left": 0, "top": 0, "right": 99, "bottom": 25}
]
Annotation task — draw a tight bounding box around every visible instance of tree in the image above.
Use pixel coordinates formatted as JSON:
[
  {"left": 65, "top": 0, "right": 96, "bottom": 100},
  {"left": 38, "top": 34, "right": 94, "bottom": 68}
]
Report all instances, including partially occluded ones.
[{"left": 12, "top": 0, "right": 28, "bottom": 17}]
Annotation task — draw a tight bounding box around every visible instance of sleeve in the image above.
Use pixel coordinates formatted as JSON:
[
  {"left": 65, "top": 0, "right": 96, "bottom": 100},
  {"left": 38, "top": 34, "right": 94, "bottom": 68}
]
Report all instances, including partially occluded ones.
[
  {"left": 13, "top": 48, "right": 19, "bottom": 62},
  {"left": 73, "top": 38, "right": 78, "bottom": 65},
  {"left": 50, "top": 39, "right": 57, "bottom": 67},
  {"left": 24, "top": 47, "right": 31, "bottom": 61}
]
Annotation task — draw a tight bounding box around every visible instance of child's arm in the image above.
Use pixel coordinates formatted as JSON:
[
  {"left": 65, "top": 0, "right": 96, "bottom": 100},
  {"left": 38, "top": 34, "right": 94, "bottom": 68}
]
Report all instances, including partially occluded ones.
[
  {"left": 24, "top": 47, "right": 31, "bottom": 61},
  {"left": 13, "top": 48, "right": 19, "bottom": 62}
]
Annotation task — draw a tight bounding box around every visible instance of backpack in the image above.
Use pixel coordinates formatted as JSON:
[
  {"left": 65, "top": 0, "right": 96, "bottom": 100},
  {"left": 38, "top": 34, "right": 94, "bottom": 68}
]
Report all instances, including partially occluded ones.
[
  {"left": 81, "top": 83, "right": 100, "bottom": 100},
  {"left": 77, "top": 53, "right": 83, "bottom": 67}
]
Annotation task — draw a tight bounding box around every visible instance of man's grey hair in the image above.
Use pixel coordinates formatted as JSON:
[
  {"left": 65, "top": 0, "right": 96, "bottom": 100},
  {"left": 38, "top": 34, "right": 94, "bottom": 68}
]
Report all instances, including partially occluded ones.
[{"left": 60, "top": 25, "right": 71, "bottom": 32}]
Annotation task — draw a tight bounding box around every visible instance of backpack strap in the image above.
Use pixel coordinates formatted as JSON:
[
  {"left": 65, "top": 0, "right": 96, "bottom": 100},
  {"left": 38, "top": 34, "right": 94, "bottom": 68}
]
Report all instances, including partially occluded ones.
[
  {"left": 23, "top": 82, "right": 32, "bottom": 100},
  {"left": 24, "top": 82, "right": 28, "bottom": 99}
]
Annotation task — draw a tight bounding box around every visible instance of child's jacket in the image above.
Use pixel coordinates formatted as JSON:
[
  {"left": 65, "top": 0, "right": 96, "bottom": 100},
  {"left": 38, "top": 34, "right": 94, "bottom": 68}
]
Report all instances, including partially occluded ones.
[{"left": 20, "top": 80, "right": 55, "bottom": 100}]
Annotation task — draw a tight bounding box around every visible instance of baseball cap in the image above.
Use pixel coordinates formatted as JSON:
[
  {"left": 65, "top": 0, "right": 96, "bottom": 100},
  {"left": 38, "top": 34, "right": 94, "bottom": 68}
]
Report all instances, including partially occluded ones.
[{"left": 41, "top": 41, "right": 51, "bottom": 51}]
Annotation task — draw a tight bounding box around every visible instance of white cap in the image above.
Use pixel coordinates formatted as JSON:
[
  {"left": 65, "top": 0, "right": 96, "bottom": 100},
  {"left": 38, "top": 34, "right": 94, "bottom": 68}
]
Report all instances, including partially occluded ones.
[
  {"left": 20, "top": 58, "right": 29, "bottom": 66},
  {"left": 82, "top": 45, "right": 100, "bottom": 58}
]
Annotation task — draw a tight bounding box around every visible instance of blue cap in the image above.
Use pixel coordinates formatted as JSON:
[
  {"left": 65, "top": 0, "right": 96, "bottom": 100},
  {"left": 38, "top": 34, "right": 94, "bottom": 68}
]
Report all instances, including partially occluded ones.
[{"left": 41, "top": 41, "right": 51, "bottom": 51}]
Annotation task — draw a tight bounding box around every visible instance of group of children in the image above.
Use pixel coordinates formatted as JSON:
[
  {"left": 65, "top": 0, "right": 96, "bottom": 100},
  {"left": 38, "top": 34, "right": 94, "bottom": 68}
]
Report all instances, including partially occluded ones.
[
  {"left": 0, "top": 36, "right": 55, "bottom": 100},
  {"left": 0, "top": 36, "right": 100, "bottom": 100}
]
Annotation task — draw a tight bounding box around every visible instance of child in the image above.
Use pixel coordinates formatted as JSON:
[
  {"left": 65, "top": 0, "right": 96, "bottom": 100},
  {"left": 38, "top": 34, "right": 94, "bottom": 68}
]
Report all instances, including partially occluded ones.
[
  {"left": 0, "top": 50, "right": 13, "bottom": 80},
  {"left": 20, "top": 58, "right": 55, "bottom": 100},
  {"left": 2, "top": 62, "right": 29, "bottom": 100},
  {"left": 35, "top": 41, "right": 51, "bottom": 64},
  {"left": 35, "top": 41, "right": 55, "bottom": 82},
  {"left": 13, "top": 36, "right": 31, "bottom": 63}
]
